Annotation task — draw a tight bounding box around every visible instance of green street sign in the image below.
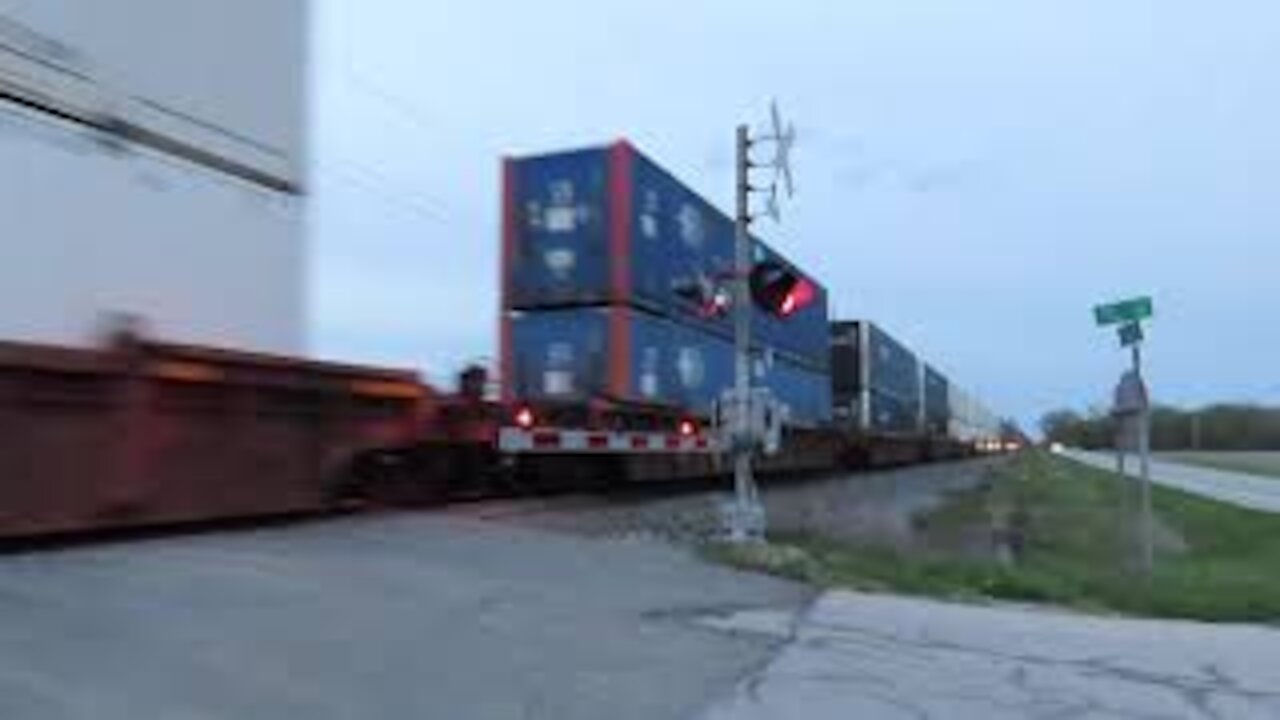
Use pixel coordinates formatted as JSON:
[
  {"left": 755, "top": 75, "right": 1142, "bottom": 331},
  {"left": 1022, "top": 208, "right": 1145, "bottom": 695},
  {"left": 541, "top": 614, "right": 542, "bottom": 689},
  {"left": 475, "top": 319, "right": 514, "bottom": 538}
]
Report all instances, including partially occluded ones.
[
  {"left": 1118, "top": 322, "right": 1143, "bottom": 347},
  {"left": 1094, "top": 296, "right": 1153, "bottom": 327}
]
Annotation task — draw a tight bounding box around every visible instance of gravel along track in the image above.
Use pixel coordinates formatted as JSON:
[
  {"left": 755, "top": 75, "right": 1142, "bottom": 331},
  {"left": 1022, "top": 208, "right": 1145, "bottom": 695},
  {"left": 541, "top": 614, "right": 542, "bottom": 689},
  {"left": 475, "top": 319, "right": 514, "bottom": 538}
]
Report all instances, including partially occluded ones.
[{"left": 451, "top": 457, "right": 1010, "bottom": 546}]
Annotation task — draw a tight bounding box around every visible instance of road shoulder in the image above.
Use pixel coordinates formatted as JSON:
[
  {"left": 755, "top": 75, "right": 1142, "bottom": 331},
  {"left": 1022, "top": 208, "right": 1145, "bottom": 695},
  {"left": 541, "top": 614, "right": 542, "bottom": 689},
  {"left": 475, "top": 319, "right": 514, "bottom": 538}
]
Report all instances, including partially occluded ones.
[{"left": 697, "top": 590, "right": 1280, "bottom": 719}]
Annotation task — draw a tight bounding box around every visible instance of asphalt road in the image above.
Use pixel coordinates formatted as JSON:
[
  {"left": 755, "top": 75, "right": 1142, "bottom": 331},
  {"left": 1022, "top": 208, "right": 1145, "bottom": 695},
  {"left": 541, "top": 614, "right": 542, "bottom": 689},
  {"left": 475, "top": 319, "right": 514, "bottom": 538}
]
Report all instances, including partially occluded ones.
[
  {"left": 1063, "top": 449, "right": 1280, "bottom": 513},
  {"left": 0, "top": 514, "right": 809, "bottom": 720},
  {"left": 700, "top": 591, "right": 1280, "bottom": 719}
]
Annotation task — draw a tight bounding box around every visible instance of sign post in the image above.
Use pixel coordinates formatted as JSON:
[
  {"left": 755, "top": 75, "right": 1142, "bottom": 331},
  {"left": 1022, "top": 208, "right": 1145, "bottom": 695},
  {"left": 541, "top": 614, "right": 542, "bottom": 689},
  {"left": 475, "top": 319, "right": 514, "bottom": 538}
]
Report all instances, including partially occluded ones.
[{"left": 1097, "top": 296, "right": 1154, "bottom": 576}]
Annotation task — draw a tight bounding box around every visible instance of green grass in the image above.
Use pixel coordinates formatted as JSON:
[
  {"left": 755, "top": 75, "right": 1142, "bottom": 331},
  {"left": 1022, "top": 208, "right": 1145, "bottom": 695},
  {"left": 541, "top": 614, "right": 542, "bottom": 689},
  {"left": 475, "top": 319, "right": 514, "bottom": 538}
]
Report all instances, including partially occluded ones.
[
  {"left": 1160, "top": 451, "right": 1280, "bottom": 480},
  {"left": 709, "top": 450, "right": 1280, "bottom": 622}
]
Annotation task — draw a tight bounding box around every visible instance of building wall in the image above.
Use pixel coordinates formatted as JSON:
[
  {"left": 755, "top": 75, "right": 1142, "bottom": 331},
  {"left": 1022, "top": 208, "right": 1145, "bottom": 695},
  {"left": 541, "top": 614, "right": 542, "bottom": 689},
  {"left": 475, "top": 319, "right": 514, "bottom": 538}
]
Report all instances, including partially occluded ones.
[
  {"left": 0, "top": 1, "right": 307, "bottom": 353},
  {"left": 0, "top": 101, "right": 305, "bottom": 352}
]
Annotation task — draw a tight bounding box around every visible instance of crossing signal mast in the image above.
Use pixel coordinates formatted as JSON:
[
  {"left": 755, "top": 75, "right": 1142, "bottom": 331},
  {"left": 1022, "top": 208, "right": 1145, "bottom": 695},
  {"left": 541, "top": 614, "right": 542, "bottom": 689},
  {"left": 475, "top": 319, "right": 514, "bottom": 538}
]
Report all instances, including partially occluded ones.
[{"left": 725, "top": 101, "right": 798, "bottom": 543}]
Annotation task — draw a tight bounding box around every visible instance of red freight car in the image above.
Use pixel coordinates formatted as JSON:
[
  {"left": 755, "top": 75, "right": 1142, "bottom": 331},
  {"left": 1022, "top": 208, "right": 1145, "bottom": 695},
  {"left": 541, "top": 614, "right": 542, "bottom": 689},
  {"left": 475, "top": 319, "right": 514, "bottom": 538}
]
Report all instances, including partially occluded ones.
[{"left": 0, "top": 329, "right": 432, "bottom": 539}]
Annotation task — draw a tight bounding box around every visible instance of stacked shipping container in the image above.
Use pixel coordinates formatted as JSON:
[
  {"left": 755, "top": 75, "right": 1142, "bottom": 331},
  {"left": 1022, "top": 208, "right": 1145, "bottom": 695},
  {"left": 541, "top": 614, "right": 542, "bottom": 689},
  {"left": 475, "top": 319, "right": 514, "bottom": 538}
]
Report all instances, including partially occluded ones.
[
  {"left": 830, "top": 320, "right": 996, "bottom": 441},
  {"left": 831, "top": 321, "right": 918, "bottom": 434},
  {"left": 500, "top": 141, "right": 830, "bottom": 426},
  {"left": 922, "top": 364, "right": 950, "bottom": 436}
]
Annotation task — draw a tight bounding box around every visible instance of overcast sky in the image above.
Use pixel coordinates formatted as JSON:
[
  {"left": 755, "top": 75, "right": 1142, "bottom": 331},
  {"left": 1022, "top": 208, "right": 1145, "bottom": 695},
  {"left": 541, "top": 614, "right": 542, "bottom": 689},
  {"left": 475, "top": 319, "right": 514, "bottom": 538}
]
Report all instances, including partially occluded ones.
[{"left": 309, "top": 0, "right": 1279, "bottom": 429}]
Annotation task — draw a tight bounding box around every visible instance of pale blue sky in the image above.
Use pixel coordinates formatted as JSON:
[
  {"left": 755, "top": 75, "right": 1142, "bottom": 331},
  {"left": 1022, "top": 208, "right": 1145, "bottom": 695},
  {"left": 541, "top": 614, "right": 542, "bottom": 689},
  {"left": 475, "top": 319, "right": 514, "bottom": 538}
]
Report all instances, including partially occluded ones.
[{"left": 309, "top": 1, "right": 1279, "bottom": 428}]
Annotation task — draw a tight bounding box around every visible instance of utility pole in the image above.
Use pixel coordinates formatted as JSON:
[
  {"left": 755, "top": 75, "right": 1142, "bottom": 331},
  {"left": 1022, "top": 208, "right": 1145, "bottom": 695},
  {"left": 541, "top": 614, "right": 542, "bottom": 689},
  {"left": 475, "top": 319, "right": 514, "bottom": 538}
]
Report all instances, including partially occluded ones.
[
  {"left": 729, "top": 123, "right": 759, "bottom": 542},
  {"left": 725, "top": 104, "right": 795, "bottom": 544},
  {"left": 1132, "top": 341, "right": 1154, "bottom": 576}
]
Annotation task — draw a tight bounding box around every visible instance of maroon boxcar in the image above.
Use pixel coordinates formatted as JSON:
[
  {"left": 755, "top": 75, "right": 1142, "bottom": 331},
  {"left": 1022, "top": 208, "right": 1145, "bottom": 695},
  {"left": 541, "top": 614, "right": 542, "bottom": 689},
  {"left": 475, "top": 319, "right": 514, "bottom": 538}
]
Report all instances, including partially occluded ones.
[{"left": 0, "top": 332, "right": 432, "bottom": 538}]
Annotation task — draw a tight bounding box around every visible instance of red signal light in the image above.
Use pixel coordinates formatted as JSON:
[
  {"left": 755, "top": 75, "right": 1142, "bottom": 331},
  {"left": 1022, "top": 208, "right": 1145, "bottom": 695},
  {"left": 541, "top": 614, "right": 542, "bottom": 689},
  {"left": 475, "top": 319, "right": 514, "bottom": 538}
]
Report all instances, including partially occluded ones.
[
  {"left": 514, "top": 406, "right": 535, "bottom": 429},
  {"left": 750, "top": 261, "right": 815, "bottom": 318},
  {"left": 790, "top": 278, "right": 815, "bottom": 308},
  {"left": 678, "top": 419, "right": 697, "bottom": 437}
]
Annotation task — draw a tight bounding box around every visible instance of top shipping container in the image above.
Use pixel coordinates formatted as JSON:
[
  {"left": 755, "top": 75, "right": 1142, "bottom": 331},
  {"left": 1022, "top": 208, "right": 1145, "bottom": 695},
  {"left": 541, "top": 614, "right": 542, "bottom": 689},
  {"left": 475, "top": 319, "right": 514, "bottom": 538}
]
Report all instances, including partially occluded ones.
[
  {"left": 501, "top": 141, "right": 828, "bottom": 370},
  {"left": 829, "top": 322, "right": 921, "bottom": 400}
]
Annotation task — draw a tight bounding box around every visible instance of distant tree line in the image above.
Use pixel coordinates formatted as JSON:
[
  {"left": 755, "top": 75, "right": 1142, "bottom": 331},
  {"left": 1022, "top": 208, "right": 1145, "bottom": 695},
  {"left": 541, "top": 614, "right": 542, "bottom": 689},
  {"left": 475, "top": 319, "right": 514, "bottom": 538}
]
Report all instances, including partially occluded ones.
[{"left": 1040, "top": 404, "right": 1280, "bottom": 451}]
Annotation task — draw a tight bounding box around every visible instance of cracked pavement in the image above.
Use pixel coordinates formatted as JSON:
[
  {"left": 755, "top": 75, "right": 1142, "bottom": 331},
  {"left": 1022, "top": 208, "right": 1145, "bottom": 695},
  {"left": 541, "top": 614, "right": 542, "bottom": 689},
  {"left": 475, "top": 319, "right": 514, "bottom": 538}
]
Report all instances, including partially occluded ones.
[{"left": 697, "top": 591, "right": 1280, "bottom": 719}]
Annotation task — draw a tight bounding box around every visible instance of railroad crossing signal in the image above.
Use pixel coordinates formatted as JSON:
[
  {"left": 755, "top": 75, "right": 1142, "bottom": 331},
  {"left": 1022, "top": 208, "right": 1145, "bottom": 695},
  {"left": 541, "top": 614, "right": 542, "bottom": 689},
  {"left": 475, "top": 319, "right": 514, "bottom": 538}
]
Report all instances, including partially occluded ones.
[
  {"left": 749, "top": 260, "right": 815, "bottom": 318},
  {"left": 727, "top": 101, "right": 799, "bottom": 543},
  {"left": 1094, "top": 296, "right": 1153, "bottom": 327}
]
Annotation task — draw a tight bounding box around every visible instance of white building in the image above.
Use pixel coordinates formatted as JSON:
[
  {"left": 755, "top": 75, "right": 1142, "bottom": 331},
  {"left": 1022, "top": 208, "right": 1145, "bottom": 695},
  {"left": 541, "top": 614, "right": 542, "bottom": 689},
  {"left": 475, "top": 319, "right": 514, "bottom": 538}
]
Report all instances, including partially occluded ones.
[{"left": 0, "top": 1, "right": 308, "bottom": 353}]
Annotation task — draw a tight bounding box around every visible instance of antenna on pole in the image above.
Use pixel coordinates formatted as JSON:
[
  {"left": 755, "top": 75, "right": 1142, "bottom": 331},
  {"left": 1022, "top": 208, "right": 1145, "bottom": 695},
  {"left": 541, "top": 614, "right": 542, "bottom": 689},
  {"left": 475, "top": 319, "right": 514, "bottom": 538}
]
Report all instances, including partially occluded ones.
[
  {"left": 752, "top": 100, "right": 797, "bottom": 224},
  {"left": 769, "top": 100, "right": 797, "bottom": 200}
]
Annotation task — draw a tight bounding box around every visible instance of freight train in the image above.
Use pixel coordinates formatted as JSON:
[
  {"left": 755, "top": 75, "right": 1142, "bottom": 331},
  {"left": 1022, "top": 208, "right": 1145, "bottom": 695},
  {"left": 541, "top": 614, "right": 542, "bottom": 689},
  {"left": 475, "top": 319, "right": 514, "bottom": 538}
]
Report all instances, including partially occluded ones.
[
  {"left": 0, "top": 140, "right": 1002, "bottom": 540},
  {"left": 495, "top": 142, "right": 1000, "bottom": 473}
]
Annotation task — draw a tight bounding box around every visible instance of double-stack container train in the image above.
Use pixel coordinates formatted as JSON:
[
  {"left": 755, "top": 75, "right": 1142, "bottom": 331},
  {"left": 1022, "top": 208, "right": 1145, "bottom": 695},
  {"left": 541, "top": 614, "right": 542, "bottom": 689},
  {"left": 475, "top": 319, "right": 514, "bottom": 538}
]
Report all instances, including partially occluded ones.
[{"left": 497, "top": 142, "right": 1000, "bottom": 471}]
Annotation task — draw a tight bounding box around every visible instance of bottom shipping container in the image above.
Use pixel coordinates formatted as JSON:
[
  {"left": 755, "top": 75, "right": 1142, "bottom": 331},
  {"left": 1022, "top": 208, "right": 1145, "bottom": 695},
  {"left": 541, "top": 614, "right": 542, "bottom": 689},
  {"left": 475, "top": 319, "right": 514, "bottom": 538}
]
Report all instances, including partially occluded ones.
[
  {"left": 868, "top": 389, "right": 920, "bottom": 435},
  {"left": 505, "top": 306, "right": 830, "bottom": 426},
  {"left": 923, "top": 365, "right": 950, "bottom": 436}
]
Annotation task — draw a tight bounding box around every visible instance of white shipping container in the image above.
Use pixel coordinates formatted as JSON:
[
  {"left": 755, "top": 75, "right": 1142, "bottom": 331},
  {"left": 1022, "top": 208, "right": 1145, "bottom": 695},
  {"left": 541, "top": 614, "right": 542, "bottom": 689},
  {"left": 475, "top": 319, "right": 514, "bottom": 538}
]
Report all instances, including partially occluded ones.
[
  {"left": 0, "top": 99, "right": 304, "bottom": 353},
  {"left": 947, "top": 384, "right": 999, "bottom": 443},
  {"left": 0, "top": 1, "right": 307, "bottom": 188}
]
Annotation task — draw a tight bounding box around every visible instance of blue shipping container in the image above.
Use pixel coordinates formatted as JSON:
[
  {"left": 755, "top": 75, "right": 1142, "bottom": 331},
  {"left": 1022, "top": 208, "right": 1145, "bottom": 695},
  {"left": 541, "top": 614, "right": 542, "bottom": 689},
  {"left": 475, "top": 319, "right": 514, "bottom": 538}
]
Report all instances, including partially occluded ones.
[
  {"left": 869, "top": 389, "right": 920, "bottom": 435},
  {"left": 867, "top": 323, "right": 919, "bottom": 403},
  {"left": 503, "top": 147, "right": 617, "bottom": 309},
  {"left": 828, "top": 321, "right": 920, "bottom": 402},
  {"left": 508, "top": 305, "right": 671, "bottom": 407},
  {"left": 502, "top": 141, "right": 828, "bottom": 370},
  {"left": 923, "top": 365, "right": 949, "bottom": 436},
  {"left": 506, "top": 305, "right": 829, "bottom": 426},
  {"left": 760, "top": 352, "right": 833, "bottom": 428}
]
